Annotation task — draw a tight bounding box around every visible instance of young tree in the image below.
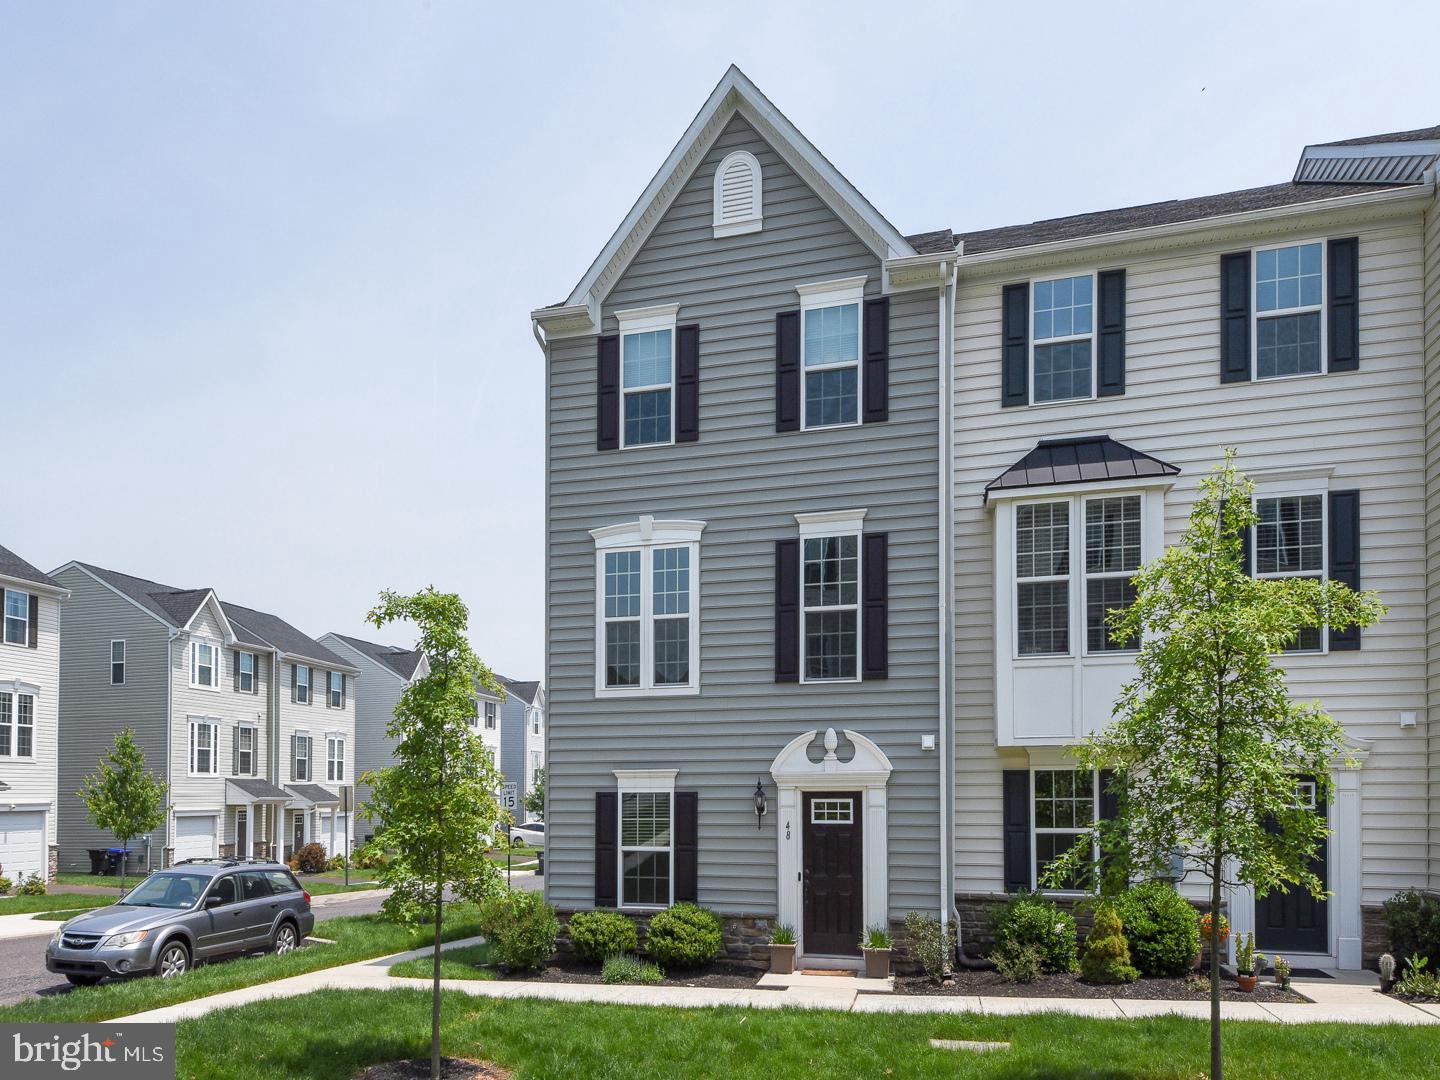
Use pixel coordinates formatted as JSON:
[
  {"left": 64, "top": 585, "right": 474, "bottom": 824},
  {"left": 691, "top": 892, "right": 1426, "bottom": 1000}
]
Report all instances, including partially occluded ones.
[
  {"left": 361, "top": 587, "right": 507, "bottom": 1080},
  {"left": 522, "top": 768, "right": 545, "bottom": 821},
  {"left": 77, "top": 728, "right": 166, "bottom": 893},
  {"left": 1046, "top": 454, "right": 1384, "bottom": 1080}
]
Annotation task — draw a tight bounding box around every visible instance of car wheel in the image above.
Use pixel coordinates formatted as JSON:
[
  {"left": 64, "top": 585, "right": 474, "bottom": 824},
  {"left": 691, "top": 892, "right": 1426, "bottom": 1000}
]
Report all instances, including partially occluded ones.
[
  {"left": 155, "top": 941, "right": 190, "bottom": 979},
  {"left": 274, "top": 923, "right": 299, "bottom": 955},
  {"left": 512, "top": 837, "right": 526, "bottom": 848},
  {"left": 65, "top": 974, "right": 102, "bottom": 988}
]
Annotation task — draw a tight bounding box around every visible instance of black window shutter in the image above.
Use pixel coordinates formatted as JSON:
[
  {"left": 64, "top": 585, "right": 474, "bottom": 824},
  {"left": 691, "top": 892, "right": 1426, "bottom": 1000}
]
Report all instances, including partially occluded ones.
[
  {"left": 676, "top": 323, "right": 700, "bottom": 442},
  {"left": 594, "top": 791, "right": 618, "bottom": 907},
  {"left": 233, "top": 725, "right": 240, "bottom": 775},
  {"left": 290, "top": 733, "right": 297, "bottom": 782},
  {"left": 1329, "top": 489, "right": 1362, "bottom": 650},
  {"left": 1001, "top": 283, "right": 1029, "bottom": 407},
  {"left": 308, "top": 737, "right": 315, "bottom": 775},
  {"left": 863, "top": 296, "right": 889, "bottom": 422},
  {"left": 862, "top": 532, "right": 889, "bottom": 679},
  {"left": 233, "top": 650, "right": 240, "bottom": 692},
  {"left": 1240, "top": 512, "right": 1253, "bottom": 576},
  {"left": 1002, "top": 770, "right": 1031, "bottom": 893},
  {"left": 596, "top": 335, "right": 620, "bottom": 451},
  {"left": 27, "top": 594, "right": 38, "bottom": 648},
  {"left": 1097, "top": 768, "right": 1125, "bottom": 888},
  {"left": 1097, "top": 269, "right": 1126, "bottom": 397},
  {"left": 290, "top": 663, "right": 297, "bottom": 704},
  {"left": 1220, "top": 252, "right": 1251, "bottom": 383},
  {"left": 775, "top": 310, "right": 801, "bottom": 432},
  {"left": 1328, "top": 237, "right": 1360, "bottom": 372},
  {"left": 674, "top": 791, "right": 698, "bottom": 903},
  {"left": 255, "top": 655, "right": 261, "bottom": 696},
  {"left": 774, "top": 539, "right": 800, "bottom": 682}
]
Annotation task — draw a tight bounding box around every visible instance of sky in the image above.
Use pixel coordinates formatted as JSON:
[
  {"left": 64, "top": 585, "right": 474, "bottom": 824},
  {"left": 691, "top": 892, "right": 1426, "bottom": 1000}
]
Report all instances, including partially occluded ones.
[{"left": 2, "top": 1, "right": 1434, "bottom": 677}]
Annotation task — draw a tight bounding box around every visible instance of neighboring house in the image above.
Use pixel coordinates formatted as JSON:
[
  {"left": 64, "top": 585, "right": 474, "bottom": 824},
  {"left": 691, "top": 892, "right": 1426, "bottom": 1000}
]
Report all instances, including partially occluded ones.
[
  {"left": 53, "top": 562, "right": 359, "bottom": 870},
  {"left": 0, "top": 545, "right": 67, "bottom": 882},
  {"left": 497, "top": 676, "right": 545, "bottom": 822},
  {"left": 532, "top": 65, "right": 1440, "bottom": 971}
]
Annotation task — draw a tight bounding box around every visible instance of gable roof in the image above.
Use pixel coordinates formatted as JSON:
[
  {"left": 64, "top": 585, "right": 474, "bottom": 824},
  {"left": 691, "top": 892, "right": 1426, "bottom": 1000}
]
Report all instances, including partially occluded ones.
[
  {"left": 221, "top": 602, "right": 353, "bottom": 670},
  {"left": 328, "top": 633, "right": 424, "bottom": 681},
  {"left": 0, "top": 545, "right": 63, "bottom": 591},
  {"left": 985, "top": 436, "right": 1180, "bottom": 498},
  {"left": 537, "top": 66, "right": 916, "bottom": 325},
  {"left": 497, "top": 676, "right": 541, "bottom": 705}
]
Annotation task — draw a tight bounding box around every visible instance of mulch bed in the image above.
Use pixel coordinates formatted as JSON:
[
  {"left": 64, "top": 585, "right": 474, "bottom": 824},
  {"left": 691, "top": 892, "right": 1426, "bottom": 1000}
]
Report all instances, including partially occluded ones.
[
  {"left": 356, "top": 1058, "right": 509, "bottom": 1079},
  {"left": 892, "top": 969, "right": 1309, "bottom": 1002},
  {"left": 497, "top": 955, "right": 761, "bottom": 989}
]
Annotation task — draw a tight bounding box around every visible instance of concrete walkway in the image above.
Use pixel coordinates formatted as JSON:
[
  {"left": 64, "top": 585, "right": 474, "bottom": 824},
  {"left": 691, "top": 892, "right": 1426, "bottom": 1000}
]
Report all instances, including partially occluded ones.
[{"left": 114, "top": 940, "right": 1440, "bottom": 1026}]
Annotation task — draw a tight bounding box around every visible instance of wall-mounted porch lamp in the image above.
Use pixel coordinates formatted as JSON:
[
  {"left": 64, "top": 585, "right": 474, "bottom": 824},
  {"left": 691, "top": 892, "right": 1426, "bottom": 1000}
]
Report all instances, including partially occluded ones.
[{"left": 753, "top": 780, "right": 768, "bottom": 830}]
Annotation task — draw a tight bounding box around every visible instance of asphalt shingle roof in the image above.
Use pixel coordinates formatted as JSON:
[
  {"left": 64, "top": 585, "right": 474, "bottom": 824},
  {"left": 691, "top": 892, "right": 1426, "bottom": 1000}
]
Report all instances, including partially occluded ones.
[
  {"left": 286, "top": 784, "right": 340, "bottom": 805},
  {"left": 497, "top": 676, "right": 541, "bottom": 704},
  {"left": 227, "top": 778, "right": 291, "bottom": 800},
  {"left": 1319, "top": 124, "right": 1440, "bottom": 147},
  {"left": 0, "top": 545, "right": 62, "bottom": 590},
  {"left": 329, "top": 633, "right": 424, "bottom": 680},
  {"left": 986, "top": 435, "right": 1180, "bottom": 497},
  {"left": 222, "top": 602, "right": 352, "bottom": 670}
]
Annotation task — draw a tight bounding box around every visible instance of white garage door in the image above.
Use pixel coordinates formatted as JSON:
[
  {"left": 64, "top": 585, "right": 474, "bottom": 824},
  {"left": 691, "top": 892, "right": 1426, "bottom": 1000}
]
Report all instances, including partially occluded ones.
[
  {"left": 173, "top": 815, "right": 217, "bottom": 863},
  {"left": 0, "top": 810, "right": 46, "bottom": 881}
]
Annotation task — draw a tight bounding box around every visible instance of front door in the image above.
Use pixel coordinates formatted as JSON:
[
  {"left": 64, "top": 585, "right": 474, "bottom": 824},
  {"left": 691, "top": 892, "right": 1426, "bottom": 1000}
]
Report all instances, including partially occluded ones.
[
  {"left": 236, "top": 809, "right": 248, "bottom": 859},
  {"left": 1256, "top": 778, "right": 1329, "bottom": 954},
  {"left": 292, "top": 812, "right": 305, "bottom": 854},
  {"left": 802, "top": 791, "right": 863, "bottom": 957}
]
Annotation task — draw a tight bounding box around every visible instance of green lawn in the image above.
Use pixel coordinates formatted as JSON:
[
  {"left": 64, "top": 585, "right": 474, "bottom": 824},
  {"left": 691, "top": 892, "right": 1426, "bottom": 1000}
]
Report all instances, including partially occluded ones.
[
  {"left": 173, "top": 988, "right": 1440, "bottom": 1080},
  {"left": 53, "top": 872, "right": 128, "bottom": 891},
  {"left": 0, "top": 892, "right": 119, "bottom": 916},
  {"left": 0, "top": 906, "right": 484, "bottom": 1025},
  {"left": 32, "top": 906, "right": 113, "bottom": 921},
  {"left": 388, "top": 943, "right": 495, "bottom": 981},
  {"left": 303, "top": 879, "right": 383, "bottom": 896}
]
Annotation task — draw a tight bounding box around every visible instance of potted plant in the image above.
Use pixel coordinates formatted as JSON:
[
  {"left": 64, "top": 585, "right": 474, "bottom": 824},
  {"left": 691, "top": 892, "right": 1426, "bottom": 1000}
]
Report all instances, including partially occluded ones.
[
  {"left": 1272, "top": 955, "right": 1292, "bottom": 991},
  {"left": 768, "top": 924, "right": 797, "bottom": 975},
  {"left": 1197, "top": 911, "right": 1229, "bottom": 970},
  {"left": 1235, "top": 932, "right": 1258, "bottom": 992},
  {"left": 861, "top": 925, "right": 893, "bottom": 979}
]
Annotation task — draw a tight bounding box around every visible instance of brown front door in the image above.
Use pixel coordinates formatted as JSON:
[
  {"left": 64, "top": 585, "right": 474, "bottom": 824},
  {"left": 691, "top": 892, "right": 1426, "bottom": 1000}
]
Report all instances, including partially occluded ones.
[
  {"left": 802, "top": 791, "right": 863, "bottom": 957},
  {"left": 293, "top": 813, "right": 305, "bottom": 853},
  {"left": 236, "top": 809, "right": 248, "bottom": 859}
]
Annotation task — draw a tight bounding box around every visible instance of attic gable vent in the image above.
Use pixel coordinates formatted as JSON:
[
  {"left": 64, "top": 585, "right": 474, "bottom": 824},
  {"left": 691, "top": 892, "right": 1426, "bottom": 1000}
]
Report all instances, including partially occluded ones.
[{"left": 713, "top": 150, "right": 762, "bottom": 237}]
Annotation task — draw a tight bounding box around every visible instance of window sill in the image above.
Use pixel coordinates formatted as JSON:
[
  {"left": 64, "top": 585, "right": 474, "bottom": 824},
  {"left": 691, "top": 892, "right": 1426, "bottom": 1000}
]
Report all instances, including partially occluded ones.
[
  {"left": 1, "top": 639, "right": 30, "bottom": 649},
  {"left": 798, "top": 420, "right": 862, "bottom": 433},
  {"left": 798, "top": 676, "right": 862, "bottom": 685},
  {"left": 617, "top": 439, "right": 677, "bottom": 452},
  {"left": 595, "top": 685, "right": 700, "bottom": 699},
  {"left": 1251, "top": 369, "right": 1326, "bottom": 384},
  {"left": 186, "top": 772, "right": 221, "bottom": 780},
  {"left": 188, "top": 683, "right": 221, "bottom": 692},
  {"left": 1026, "top": 395, "right": 1097, "bottom": 408},
  {"left": 0, "top": 756, "right": 38, "bottom": 764}
]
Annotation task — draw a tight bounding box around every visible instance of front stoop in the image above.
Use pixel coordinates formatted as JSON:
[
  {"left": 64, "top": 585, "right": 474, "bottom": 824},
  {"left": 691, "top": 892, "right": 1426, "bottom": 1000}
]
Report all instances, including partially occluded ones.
[{"left": 757, "top": 972, "right": 893, "bottom": 994}]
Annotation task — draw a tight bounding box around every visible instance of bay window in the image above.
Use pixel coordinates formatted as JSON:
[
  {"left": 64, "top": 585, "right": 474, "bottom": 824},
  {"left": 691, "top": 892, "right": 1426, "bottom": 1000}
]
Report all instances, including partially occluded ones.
[{"left": 1016, "top": 501, "right": 1070, "bottom": 655}]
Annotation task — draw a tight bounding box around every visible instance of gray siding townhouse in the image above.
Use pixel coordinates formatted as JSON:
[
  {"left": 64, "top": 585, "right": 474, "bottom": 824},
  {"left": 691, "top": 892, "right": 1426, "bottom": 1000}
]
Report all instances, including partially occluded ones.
[
  {"left": 0, "top": 545, "right": 67, "bottom": 882},
  {"left": 497, "top": 676, "right": 545, "bottom": 823},
  {"left": 534, "top": 67, "right": 1440, "bottom": 972},
  {"left": 53, "top": 562, "right": 359, "bottom": 870}
]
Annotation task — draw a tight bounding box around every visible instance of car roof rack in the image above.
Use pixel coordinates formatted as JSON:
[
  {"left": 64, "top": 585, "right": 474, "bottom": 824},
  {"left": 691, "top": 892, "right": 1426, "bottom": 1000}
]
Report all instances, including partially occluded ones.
[{"left": 171, "top": 857, "right": 282, "bottom": 868}]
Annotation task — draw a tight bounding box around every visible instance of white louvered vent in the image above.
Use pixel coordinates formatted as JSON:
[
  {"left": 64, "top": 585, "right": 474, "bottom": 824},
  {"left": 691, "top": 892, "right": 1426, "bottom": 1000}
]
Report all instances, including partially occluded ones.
[{"left": 712, "top": 150, "right": 762, "bottom": 237}]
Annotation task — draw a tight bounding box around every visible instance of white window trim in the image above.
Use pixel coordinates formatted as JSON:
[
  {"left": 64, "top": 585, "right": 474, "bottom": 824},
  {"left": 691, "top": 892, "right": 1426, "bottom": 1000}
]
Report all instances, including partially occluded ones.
[
  {"left": 796, "top": 276, "right": 866, "bottom": 432},
  {"left": 235, "top": 722, "right": 257, "bottom": 775},
  {"left": 294, "top": 730, "right": 311, "bottom": 781},
  {"left": 483, "top": 700, "right": 497, "bottom": 729},
  {"left": 615, "top": 303, "right": 680, "bottom": 450},
  {"left": 614, "top": 769, "right": 677, "bottom": 912},
  {"left": 327, "top": 670, "right": 344, "bottom": 708},
  {"left": 712, "top": 149, "right": 762, "bottom": 237},
  {"left": 237, "top": 650, "right": 256, "bottom": 694},
  {"left": 326, "top": 735, "right": 345, "bottom": 782},
  {"left": 1251, "top": 237, "right": 1327, "bottom": 383},
  {"left": 188, "top": 717, "right": 220, "bottom": 777},
  {"left": 110, "top": 639, "right": 126, "bottom": 686},
  {"left": 795, "top": 509, "right": 867, "bottom": 684},
  {"left": 189, "top": 639, "right": 221, "bottom": 691},
  {"left": 1028, "top": 270, "right": 1098, "bottom": 406},
  {"left": 295, "top": 664, "right": 312, "bottom": 704},
  {"left": 592, "top": 517, "right": 704, "bottom": 698},
  {"left": 0, "top": 688, "right": 37, "bottom": 760},
  {"left": 1029, "top": 766, "right": 1100, "bottom": 894},
  {"left": 1080, "top": 494, "right": 1145, "bottom": 657},
  {"left": 1250, "top": 476, "right": 1331, "bottom": 654},
  {"left": 3, "top": 588, "right": 29, "bottom": 647}
]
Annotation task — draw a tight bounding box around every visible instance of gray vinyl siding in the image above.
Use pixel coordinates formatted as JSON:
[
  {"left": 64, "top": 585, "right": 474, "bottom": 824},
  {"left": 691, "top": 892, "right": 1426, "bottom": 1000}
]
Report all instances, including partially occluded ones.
[
  {"left": 546, "top": 115, "right": 942, "bottom": 918},
  {"left": 1424, "top": 190, "right": 1440, "bottom": 891},
  {"left": 953, "top": 205, "right": 1431, "bottom": 906},
  {"left": 319, "top": 633, "right": 404, "bottom": 836},
  {"left": 500, "top": 695, "right": 527, "bottom": 814},
  {"left": 54, "top": 566, "right": 170, "bottom": 871}
]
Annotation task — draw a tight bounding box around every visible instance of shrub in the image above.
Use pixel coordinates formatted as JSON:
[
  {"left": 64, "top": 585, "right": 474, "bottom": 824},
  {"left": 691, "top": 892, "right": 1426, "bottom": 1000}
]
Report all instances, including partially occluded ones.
[
  {"left": 0, "top": 875, "right": 11, "bottom": 895},
  {"left": 1080, "top": 905, "right": 1139, "bottom": 985},
  {"left": 1113, "top": 880, "right": 1200, "bottom": 976},
  {"left": 1383, "top": 889, "right": 1440, "bottom": 973},
  {"left": 16, "top": 873, "right": 47, "bottom": 896},
  {"left": 351, "top": 842, "right": 392, "bottom": 871},
  {"left": 289, "top": 843, "right": 327, "bottom": 874},
  {"left": 992, "top": 940, "right": 1044, "bottom": 983},
  {"left": 646, "top": 902, "right": 723, "bottom": 969},
  {"left": 989, "top": 892, "right": 1078, "bottom": 973},
  {"left": 479, "top": 889, "right": 559, "bottom": 971},
  {"left": 325, "top": 855, "right": 348, "bottom": 872},
  {"left": 601, "top": 954, "right": 664, "bottom": 985},
  {"left": 568, "top": 910, "right": 638, "bottom": 964},
  {"left": 904, "top": 911, "right": 956, "bottom": 984}
]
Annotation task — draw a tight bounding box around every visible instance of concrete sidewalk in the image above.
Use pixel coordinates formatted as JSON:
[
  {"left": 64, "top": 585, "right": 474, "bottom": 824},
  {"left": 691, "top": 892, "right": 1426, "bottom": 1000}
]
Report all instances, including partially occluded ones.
[{"left": 115, "top": 941, "right": 1440, "bottom": 1026}]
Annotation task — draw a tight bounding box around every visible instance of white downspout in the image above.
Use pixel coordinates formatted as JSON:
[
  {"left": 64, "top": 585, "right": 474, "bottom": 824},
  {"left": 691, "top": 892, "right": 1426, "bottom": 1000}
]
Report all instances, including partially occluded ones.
[
  {"left": 164, "top": 627, "right": 179, "bottom": 869},
  {"left": 937, "top": 258, "right": 958, "bottom": 954},
  {"left": 532, "top": 317, "right": 553, "bottom": 899}
]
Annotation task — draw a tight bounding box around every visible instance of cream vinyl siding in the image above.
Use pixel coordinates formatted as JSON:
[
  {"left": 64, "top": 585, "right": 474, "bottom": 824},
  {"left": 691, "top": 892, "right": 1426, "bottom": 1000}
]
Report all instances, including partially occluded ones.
[
  {"left": 953, "top": 207, "right": 1429, "bottom": 906},
  {"left": 0, "top": 585, "right": 60, "bottom": 856}
]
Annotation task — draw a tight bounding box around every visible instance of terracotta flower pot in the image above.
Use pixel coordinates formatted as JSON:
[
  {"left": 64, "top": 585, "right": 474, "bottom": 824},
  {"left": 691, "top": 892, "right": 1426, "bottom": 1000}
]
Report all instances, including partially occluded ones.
[
  {"left": 1237, "top": 973, "right": 1257, "bottom": 992},
  {"left": 769, "top": 944, "right": 796, "bottom": 975},
  {"left": 863, "top": 947, "right": 892, "bottom": 979}
]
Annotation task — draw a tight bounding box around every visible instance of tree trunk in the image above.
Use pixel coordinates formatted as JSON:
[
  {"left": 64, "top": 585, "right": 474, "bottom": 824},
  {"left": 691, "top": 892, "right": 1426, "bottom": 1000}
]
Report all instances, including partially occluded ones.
[
  {"left": 432, "top": 742, "right": 447, "bottom": 1080},
  {"left": 1210, "top": 855, "right": 1222, "bottom": 1080}
]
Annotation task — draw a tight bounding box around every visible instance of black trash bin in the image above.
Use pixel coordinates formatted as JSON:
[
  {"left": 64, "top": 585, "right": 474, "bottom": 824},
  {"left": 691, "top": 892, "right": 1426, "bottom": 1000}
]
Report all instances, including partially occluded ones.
[
  {"left": 88, "top": 849, "right": 106, "bottom": 875},
  {"left": 536, "top": 852, "right": 544, "bottom": 877},
  {"left": 104, "top": 848, "right": 129, "bottom": 876}
]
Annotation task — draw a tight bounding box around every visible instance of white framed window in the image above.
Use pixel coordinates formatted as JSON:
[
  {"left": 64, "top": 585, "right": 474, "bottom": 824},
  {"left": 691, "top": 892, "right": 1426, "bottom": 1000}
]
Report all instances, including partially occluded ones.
[
  {"left": 1254, "top": 240, "right": 1325, "bottom": 380},
  {"left": 798, "top": 277, "right": 865, "bottom": 430},
  {"left": 236, "top": 651, "right": 255, "bottom": 694},
  {"left": 1015, "top": 500, "right": 1071, "bottom": 656},
  {"left": 110, "top": 640, "right": 127, "bottom": 685},
  {"left": 189, "top": 718, "right": 219, "bottom": 776},
  {"left": 1030, "top": 273, "right": 1095, "bottom": 404},
  {"left": 328, "top": 671, "right": 344, "bottom": 709},
  {"left": 3, "top": 589, "right": 29, "bottom": 646},
  {"left": 327, "top": 736, "right": 345, "bottom": 782},
  {"left": 1252, "top": 491, "right": 1326, "bottom": 652},
  {"left": 1083, "top": 495, "right": 1142, "bottom": 653},
  {"left": 592, "top": 517, "right": 703, "bottom": 696},
  {"left": 295, "top": 664, "right": 311, "bottom": 704},
  {"left": 530, "top": 709, "right": 541, "bottom": 736},
  {"left": 810, "top": 798, "right": 854, "bottom": 824},
  {"left": 190, "top": 641, "right": 218, "bottom": 689},
  {"left": 1032, "top": 768, "right": 1098, "bottom": 891},
  {"left": 293, "top": 733, "right": 310, "bottom": 781},
  {"left": 530, "top": 752, "right": 542, "bottom": 784},
  {"left": 615, "top": 770, "right": 677, "bottom": 909},
  {"left": 0, "top": 691, "right": 35, "bottom": 758},
  {"left": 234, "top": 724, "right": 256, "bottom": 775},
  {"left": 483, "top": 700, "right": 497, "bottom": 729},
  {"left": 616, "top": 304, "right": 679, "bottom": 449},
  {"left": 712, "top": 149, "right": 762, "bottom": 237},
  {"left": 796, "top": 509, "right": 866, "bottom": 683}
]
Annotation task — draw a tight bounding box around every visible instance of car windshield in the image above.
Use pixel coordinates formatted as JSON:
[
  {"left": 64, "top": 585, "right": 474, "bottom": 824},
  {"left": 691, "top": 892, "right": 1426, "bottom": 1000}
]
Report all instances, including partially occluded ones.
[{"left": 121, "top": 872, "right": 210, "bottom": 909}]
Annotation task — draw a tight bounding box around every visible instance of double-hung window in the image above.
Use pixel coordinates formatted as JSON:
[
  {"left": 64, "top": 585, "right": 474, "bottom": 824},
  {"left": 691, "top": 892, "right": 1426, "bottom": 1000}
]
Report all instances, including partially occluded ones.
[
  {"left": 294, "top": 734, "right": 310, "bottom": 781},
  {"left": 802, "top": 534, "right": 860, "bottom": 681},
  {"left": 111, "top": 640, "right": 127, "bottom": 685},
  {"left": 189, "top": 718, "right": 218, "bottom": 775},
  {"left": 593, "top": 518, "right": 702, "bottom": 695},
  {"left": 327, "top": 736, "right": 345, "bottom": 782},
  {"left": 237, "top": 651, "right": 255, "bottom": 694},
  {"left": 1254, "top": 242, "right": 1323, "bottom": 379},
  {"left": 190, "top": 641, "right": 217, "bottom": 688},
  {"left": 328, "top": 671, "right": 344, "bottom": 708},
  {"left": 1033, "top": 768, "right": 1098, "bottom": 891},
  {"left": 617, "top": 305, "right": 678, "bottom": 448},
  {"left": 798, "top": 277, "right": 864, "bottom": 429},
  {"left": 1253, "top": 493, "right": 1326, "bottom": 651},
  {"left": 483, "top": 700, "right": 497, "bottom": 729},
  {"left": 1084, "top": 496, "right": 1141, "bottom": 653},
  {"left": 0, "top": 691, "right": 35, "bottom": 758},
  {"left": 531, "top": 710, "right": 541, "bottom": 737},
  {"left": 1031, "top": 274, "right": 1094, "bottom": 403},
  {"left": 1016, "top": 501, "right": 1071, "bottom": 655},
  {"left": 235, "top": 725, "right": 256, "bottom": 775},
  {"left": 295, "top": 664, "right": 311, "bottom": 704},
  {"left": 619, "top": 785, "right": 672, "bottom": 908},
  {"left": 3, "top": 589, "right": 29, "bottom": 645}
]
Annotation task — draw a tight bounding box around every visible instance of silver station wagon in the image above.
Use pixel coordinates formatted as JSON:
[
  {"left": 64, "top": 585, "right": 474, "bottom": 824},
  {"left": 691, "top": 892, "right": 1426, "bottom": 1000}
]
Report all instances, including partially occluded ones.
[{"left": 46, "top": 858, "right": 315, "bottom": 986}]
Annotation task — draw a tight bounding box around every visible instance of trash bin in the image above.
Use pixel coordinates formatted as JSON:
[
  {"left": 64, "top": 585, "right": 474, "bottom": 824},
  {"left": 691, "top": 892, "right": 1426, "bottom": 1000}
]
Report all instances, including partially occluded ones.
[
  {"left": 536, "top": 852, "right": 544, "bottom": 877},
  {"left": 104, "top": 848, "right": 129, "bottom": 876},
  {"left": 88, "top": 849, "right": 106, "bottom": 875}
]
